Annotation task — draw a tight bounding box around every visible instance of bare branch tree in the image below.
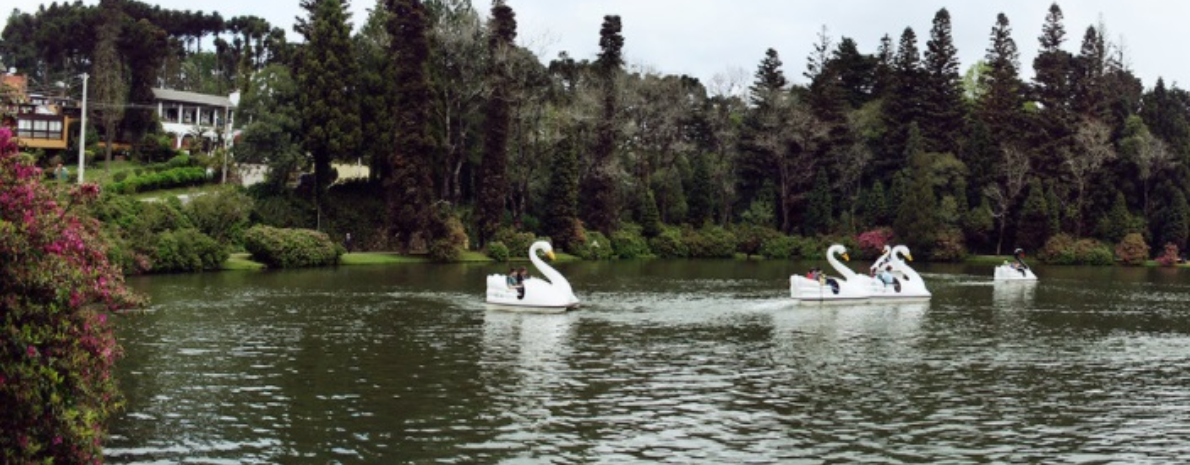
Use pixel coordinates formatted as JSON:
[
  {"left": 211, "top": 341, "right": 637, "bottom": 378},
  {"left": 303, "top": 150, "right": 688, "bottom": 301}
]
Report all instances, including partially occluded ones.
[{"left": 1068, "top": 118, "right": 1116, "bottom": 235}]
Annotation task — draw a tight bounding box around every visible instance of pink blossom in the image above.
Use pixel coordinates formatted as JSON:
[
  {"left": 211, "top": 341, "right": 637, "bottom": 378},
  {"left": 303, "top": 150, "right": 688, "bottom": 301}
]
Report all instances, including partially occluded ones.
[{"left": 26, "top": 345, "right": 37, "bottom": 358}]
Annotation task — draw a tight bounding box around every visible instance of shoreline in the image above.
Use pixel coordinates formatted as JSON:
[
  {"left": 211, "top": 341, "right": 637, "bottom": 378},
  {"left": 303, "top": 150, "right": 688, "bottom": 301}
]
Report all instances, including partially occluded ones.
[{"left": 217, "top": 252, "right": 1190, "bottom": 272}]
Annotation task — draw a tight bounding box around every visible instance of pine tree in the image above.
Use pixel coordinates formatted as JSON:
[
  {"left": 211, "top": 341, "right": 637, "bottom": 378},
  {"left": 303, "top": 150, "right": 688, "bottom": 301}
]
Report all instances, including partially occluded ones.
[
  {"left": 475, "top": 0, "right": 516, "bottom": 245},
  {"left": 1032, "top": 3, "right": 1076, "bottom": 180},
  {"left": 805, "top": 169, "right": 833, "bottom": 235},
  {"left": 862, "top": 180, "right": 888, "bottom": 227},
  {"left": 385, "top": 0, "right": 435, "bottom": 251},
  {"left": 641, "top": 189, "right": 662, "bottom": 237},
  {"left": 1098, "top": 191, "right": 1131, "bottom": 243},
  {"left": 831, "top": 37, "right": 875, "bottom": 108},
  {"left": 737, "top": 48, "right": 786, "bottom": 215},
  {"left": 296, "top": 0, "right": 361, "bottom": 221},
  {"left": 1072, "top": 25, "right": 1108, "bottom": 121},
  {"left": 879, "top": 27, "right": 923, "bottom": 175},
  {"left": 356, "top": 0, "right": 395, "bottom": 182},
  {"left": 921, "top": 8, "right": 965, "bottom": 154},
  {"left": 93, "top": 0, "right": 127, "bottom": 170},
  {"left": 1045, "top": 185, "right": 1062, "bottom": 236},
  {"left": 544, "top": 136, "right": 580, "bottom": 250},
  {"left": 687, "top": 152, "right": 713, "bottom": 226},
  {"left": 894, "top": 124, "right": 939, "bottom": 256},
  {"left": 979, "top": 13, "right": 1025, "bottom": 143},
  {"left": 581, "top": 15, "right": 624, "bottom": 234},
  {"left": 1161, "top": 189, "right": 1189, "bottom": 251},
  {"left": 1016, "top": 178, "right": 1050, "bottom": 250},
  {"left": 871, "top": 34, "right": 895, "bottom": 98}
]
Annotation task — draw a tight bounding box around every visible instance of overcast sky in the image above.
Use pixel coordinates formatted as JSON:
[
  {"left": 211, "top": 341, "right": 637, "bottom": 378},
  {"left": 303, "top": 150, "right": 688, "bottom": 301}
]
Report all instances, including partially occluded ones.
[{"left": 7, "top": 0, "right": 1189, "bottom": 92}]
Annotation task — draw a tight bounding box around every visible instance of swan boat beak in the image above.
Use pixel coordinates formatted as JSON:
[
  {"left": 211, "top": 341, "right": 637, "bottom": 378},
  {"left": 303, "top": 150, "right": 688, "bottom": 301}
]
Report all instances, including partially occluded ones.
[
  {"left": 905, "top": 254, "right": 914, "bottom": 262},
  {"left": 546, "top": 251, "right": 556, "bottom": 261},
  {"left": 842, "top": 253, "right": 850, "bottom": 261}
]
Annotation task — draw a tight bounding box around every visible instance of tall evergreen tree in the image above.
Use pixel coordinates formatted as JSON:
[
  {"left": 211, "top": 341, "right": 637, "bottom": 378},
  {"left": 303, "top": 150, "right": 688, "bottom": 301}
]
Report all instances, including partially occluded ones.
[
  {"left": 1016, "top": 178, "right": 1050, "bottom": 251},
  {"left": 894, "top": 123, "right": 940, "bottom": 255},
  {"left": 296, "top": 0, "right": 361, "bottom": 223},
  {"left": 355, "top": 0, "right": 395, "bottom": 182},
  {"left": 581, "top": 15, "right": 624, "bottom": 234},
  {"left": 737, "top": 49, "right": 787, "bottom": 219},
  {"left": 385, "top": 0, "right": 435, "bottom": 251},
  {"left": 860, "top": 180, "right": 888, "bottom": 227},
  {"left": 1159, "top": 188, "right": 1189, "bottom": 251},
  {"left": 475, "top": 0, "right": 516, "bottom": 245},
  {"left": 687, "top": 152, "right": 713, "bottom": 226},
  {"left": 544, "top": 136, "right": 580, "bottom": 250},
  {"left": 1072, "top": 25, "right": 1108, "bottom": 121},
  {"left": 92, "top": 0, "right": 128, "bottom": 171},
  {"left": 921, "top": 8, "right": 965, "bottom": 154},
  {"left": 978, "top": 13, "right": 1025, "bottom": 144},
  {"left": 871, "top": 34, "right": 895, "bottom": 98},
  {"left": 880, "top": 27, "right": 923, "bottom": 174},
  {"left": 831, "top": 37, "right": 875, "bottom": 108},
  {"left": 640, "top": 189, "right": 662, "bottom": 237},
  {"left": 805, "top": 168, "right": 833, "bottom": 235},
  {"left": 1032, "top": 3, "right": 1075, "bottom": 180}
]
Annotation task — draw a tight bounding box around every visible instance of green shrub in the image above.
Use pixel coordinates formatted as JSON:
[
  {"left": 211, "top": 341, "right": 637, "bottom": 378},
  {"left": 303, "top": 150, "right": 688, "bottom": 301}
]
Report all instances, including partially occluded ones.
[
  {"left": 793, "top": 235, "right": 826, "bottom": 259},
  {"left": 610, "top": 229, "right": 649, "bottom": 259},
  {"left": 1040, "top": 233, "right": 1077, "bottom": 264},
  {"left": 574, "top": 230, "right": 617, "bottom": 260},
  {"left": 429, "top": 238, "right": 462, "bottom": 262},
  {"left": 105, "top": 166, "right": 208, "bottom": 194},
  {"left": 152, "top": 228, "right": 228, "bottom": 273},
  {"left": 494, "top": 228, "right": 537, "bottom": 259},
  {"left": 685, "top": 225, "right": 738, "bottom": 258},
  {"left": 734, "top": 225, "right": 782, "bottom": 257},
  {"left": 1075, "top": 239, "right": 1115, "bottom": 266},
  {"left": 760, "top": 234, "right": 798, "bottom": 259},
  {"left": 243, "top": 225, "right": 344, "bottom": 268},
  {"left": 165, "top": 153, "right": 192, "bottom": 168},
  {"left": 648, "top": 227, "right": 689, "bottom": 258},
  {"left": 1114, "top": 233, "right": 1150, "bottom": 266},
  {"left": 931, "top": 228, "right": 968, "bottom": 262},
  {"left": 113, "top": 171, "right": 130, "bottom": 182},
  {"left": 185, "top": 187, "right": 254, "bottom": 246},
  {"left": 487, "top": 241, "right": 510, "bottom": 262}
]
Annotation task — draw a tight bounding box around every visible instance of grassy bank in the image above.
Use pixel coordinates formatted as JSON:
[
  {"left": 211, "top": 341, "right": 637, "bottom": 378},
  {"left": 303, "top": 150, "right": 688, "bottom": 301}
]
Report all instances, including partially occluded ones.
[{"left": 224, "top": 250, "right": 585, "bottom": 270}]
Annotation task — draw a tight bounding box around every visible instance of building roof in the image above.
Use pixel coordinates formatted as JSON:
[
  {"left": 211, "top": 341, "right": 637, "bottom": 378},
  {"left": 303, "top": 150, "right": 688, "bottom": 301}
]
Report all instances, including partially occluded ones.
[{"left": 151, "top": 88, "right": 234, "bottom": 107}]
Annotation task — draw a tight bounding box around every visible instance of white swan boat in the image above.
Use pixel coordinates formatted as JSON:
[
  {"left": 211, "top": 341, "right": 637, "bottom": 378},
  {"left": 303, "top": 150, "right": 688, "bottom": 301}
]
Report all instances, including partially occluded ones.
[
  {"left": 791, "top": 244, "right": 871, "bottom": 302},
  {"left": 994, "top": 248, "right": 1038, "bottom": 281},
  {"left": 486, "top": 241, "right": 580, "bottom": 312},
  {"left": 865, "top": 245, "right": 931, "bottom": 300}
]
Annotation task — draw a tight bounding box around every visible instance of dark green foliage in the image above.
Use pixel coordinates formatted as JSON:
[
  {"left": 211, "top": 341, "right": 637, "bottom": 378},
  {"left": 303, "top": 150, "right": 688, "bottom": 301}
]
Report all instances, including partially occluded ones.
[
  {"left": 735, "top": 224, "right": 782, "bottom": 257},
  {"left": 355, "top": 1, "right": 396, "bottom": 181},
  {"left": 1045, "top": 186, "right": 1062, "bottom": 236},
  {"left": 296, "top": 0, "right": 361, "bottom": 205},
  {"left": 573, "top": 231, "right": 616, "bottom": 260},
  {"left": 860, "top": 181, "right": 888, "bottom": 227},
  {"left": 920, "top": 8, "right": 966, "bottom": 153},
  {"left": 931, "top": 228, "right": 968, "bottom": 262},
  {"left": 1040, "top": 233, "right": 1114, "bottom": 265},
  {"left": 879, "top": 27, "right": 924, "bottom": 172},
  {"left": 386, "top": 0, "right": 436, "bottom": 251},
  {"left": 804, "top": 169, "right": 833, "bottom": 235},
  {"left": 494, "top": 228, "right": 537, "bottom": 259},
  {"left": 893, "top": 126, "right": 939, "bottom": 255},
  {"left": 582, "top": 15, "right": 625, "bottom": 234},
  {"left": 1158, "top": 189, "right": 1189, "bottom": 251},
  {"left": 476, "top": 0, "right": 517, "bottom": 245},
  {"left": 687, "top": 152, "right": 713, "bottom": 226},
  {"left": 1114, "top": 233, "right": 1149, "bottom": 266},
  {"left": 759, "top": 234, "right": 799, "bottom": 259},
  {"left": 243, "top": 225, "right": 344, "bottom": 268},
  {"left": 1016, "top": 179, "right": 1050, "bottom": 250},
  {"left": 427, "top": 209, "right": 469, "bottom": 262},
  {"left": 105, "top": 167, "right": 209, "bottom": 194},
  {"left": 683, "top": 225, "right": 738, "bottom": 258},
  {"left": 641, "top": 189, "right": 662, "bottom": 237},
  {"left": 979, "top": 13, "right": 1025, "bottom": 143},
  {"left": 544, "top": 134, "right": 580, "bottom": 250},
  {"left": 184, "top": 187, "right": 254, "bottom": 246},
  {"left": 236, "top": 64, "right": 304, "bottom": 191},
  {"left": 1097, "top": 191, "right": 1132, "bottom": 243},
  {"left": 648, "top": 227, "right": 688, "bottom": 258},
  {"left": 486, "top": 241, "right": 510, "bottom": 262},
  {"left": 610, "top": 229, "right": 649, "bottom": 259},
  {"left": 152, "top": 228, "right": 228, "bottom": 272}
]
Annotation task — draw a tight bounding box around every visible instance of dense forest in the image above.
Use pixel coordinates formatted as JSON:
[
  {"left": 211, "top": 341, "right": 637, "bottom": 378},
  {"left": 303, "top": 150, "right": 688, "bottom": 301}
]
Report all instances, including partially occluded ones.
[{"left": 4, "top": 0, "right": 1189, "bottom": 261}]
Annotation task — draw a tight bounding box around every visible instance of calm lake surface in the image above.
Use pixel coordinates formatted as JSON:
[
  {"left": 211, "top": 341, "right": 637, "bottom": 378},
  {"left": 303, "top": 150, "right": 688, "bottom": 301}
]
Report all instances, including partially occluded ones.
[{"left": 108, "top": 260, "right": 1190, "bottom": 464}]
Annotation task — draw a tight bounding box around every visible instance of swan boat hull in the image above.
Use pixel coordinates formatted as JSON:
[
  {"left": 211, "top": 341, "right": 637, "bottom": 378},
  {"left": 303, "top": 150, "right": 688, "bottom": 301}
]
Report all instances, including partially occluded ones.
[
  {"left": 790, "top": 276, "right": 871, "bottom": 303},
  {"left": 485, "top": 275, "right": 579, "bottom": 312},
  {"left": 994, "top": 265, "right": 1038, "bottom": 281}
]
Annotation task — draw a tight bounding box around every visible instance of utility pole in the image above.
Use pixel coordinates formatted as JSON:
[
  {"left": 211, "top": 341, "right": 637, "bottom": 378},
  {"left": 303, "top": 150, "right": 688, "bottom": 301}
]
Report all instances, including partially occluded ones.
[{"left": 77, "top": 72, "right": 88, "bottom": 184}]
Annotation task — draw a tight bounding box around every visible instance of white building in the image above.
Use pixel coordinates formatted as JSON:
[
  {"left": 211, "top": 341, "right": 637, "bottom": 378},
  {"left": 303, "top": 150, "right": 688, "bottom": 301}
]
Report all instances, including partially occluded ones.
[{"left": 152, "top": 88, "right": 239, "bottom": 149}]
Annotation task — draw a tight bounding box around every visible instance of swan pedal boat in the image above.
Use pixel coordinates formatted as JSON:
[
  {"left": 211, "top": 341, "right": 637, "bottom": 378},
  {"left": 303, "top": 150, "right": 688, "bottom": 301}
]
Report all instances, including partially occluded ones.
[
  {"left": 485, "top": 241, "right": 580, "bottom": 312},
  {"left": 861, "top": 245, "right": 932, "bottom": 301},
  {"left": 994, "top": 249, "right": 1038, "bottom": 281},
  {"left": 791, "top": 245, "right": 872, "bottom": 303}
]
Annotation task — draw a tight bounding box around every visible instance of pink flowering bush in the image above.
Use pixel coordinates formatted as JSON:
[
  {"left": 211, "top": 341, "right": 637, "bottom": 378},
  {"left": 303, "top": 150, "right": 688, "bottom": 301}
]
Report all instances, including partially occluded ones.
[
  {"left": 856, "top": 228, "right": 895, "bottom": 260},
  {"left": 0, "top": 127, "right": 144, "bottom": 463},
  {"left": 1156, "top": 243, "right": 1180, "bottom": 267}
]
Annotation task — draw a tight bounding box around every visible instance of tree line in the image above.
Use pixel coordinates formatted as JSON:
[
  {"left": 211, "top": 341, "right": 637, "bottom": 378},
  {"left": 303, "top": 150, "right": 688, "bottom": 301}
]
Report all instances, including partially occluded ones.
[{"left": 4, "top": 1, "right": 1189, "bottom": 259}]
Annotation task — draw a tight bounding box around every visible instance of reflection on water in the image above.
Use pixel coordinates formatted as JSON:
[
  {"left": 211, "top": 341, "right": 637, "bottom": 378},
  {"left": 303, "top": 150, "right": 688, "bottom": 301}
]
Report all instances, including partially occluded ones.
[{"left": 108, "top": 261, "right": 1190, "bottom": 463}]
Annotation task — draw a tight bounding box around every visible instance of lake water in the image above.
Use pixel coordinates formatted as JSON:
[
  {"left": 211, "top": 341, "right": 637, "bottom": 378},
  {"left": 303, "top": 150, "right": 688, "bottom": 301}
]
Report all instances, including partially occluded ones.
[{"left": 108, "top": 261, "right": 1190, "bottom": 464}]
